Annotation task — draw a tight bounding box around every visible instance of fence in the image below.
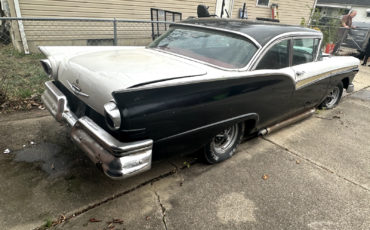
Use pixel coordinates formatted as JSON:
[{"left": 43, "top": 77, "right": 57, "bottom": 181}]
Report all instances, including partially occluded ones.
[
  {"left": 0, "top": 17, "right": 369, "bottom": 55},
  {"left": 0, "top": 18, "right": 177, "bottom": 53}
]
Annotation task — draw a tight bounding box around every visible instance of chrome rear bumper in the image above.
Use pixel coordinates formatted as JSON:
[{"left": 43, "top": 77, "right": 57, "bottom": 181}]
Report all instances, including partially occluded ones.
[{"left": 41, "top": 81, "right": 153, "bottom": 180}]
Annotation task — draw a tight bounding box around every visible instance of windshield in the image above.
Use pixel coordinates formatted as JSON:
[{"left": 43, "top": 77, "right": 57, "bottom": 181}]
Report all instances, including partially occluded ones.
[{"left": 148, "top": 26, "right": 258, "bottom": 69}]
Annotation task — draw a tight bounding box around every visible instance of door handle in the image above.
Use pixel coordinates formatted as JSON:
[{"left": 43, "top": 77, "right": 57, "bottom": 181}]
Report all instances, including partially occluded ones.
[{"left": 296, "top": 71, "right": 306, "bottom": 76}]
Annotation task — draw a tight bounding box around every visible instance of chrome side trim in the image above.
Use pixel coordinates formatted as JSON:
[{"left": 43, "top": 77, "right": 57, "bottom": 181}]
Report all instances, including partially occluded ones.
[
  {"left": 331, "top": 66, "right": 359, "bottom": 76},
  {"left": 114, "top": 71, "right": 295, "bottom": 93},
  {"left": 296, "top": 66, "right": 358, "bottom": 90},
  {"left": 156, "top": 113, "right": 258, "bottom": 142},
  {"left": 296, "top": 72, "right": 331, "bottom": 90}
]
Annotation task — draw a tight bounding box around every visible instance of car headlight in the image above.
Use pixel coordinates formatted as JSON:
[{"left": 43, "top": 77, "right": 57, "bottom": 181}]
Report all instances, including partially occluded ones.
[
  {"left": 104, "top": 102, "right": 121, "bottom": 131},
  {"left": 40, "top": 59, "right": 52, "bottom": 78}
]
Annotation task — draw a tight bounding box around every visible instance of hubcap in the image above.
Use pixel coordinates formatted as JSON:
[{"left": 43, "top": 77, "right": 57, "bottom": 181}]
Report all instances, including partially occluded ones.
[
  {"left": 212, "top": 124, "right": 238, "bottom": 154},
  {"left": 325, "top": 86, "right": 340, "bottom": 107}
]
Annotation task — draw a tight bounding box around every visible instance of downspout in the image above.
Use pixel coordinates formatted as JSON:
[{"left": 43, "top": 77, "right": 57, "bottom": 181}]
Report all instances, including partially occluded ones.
[
  {"left": 308, "top": 0, "right": 318, "bottom": 25},
  {"left": 13, "top": 0, "right": 29, "bottom": 54}
]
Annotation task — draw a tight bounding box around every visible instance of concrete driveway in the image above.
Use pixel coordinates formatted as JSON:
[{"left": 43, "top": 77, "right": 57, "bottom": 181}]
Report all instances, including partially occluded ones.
[{"left": 1, "top": 65, "right": 370, "bottom": 230}]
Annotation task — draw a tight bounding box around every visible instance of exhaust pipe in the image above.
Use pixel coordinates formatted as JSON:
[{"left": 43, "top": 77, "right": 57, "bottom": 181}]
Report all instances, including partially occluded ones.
[{"left": 258, "top": 109, "right": 315, "bottom": 136}]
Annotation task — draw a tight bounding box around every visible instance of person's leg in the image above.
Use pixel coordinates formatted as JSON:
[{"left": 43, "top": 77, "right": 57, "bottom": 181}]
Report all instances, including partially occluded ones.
[{"left": 362, "top": 55, "right": 368, "bottom": 65}]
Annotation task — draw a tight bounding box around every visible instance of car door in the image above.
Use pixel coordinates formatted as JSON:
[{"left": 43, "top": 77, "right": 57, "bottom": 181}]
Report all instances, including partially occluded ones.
[
  {"left": 253, "top": 38, "right": 297, "bottom": 126},
  {"left": 290, "top": 38, "right": 331, "bottom": 113}
]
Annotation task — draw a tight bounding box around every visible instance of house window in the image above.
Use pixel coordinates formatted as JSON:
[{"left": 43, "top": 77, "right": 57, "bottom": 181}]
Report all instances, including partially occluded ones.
[
  {"left": 256, "top": 0, "right": 270, "bottom": 7},
  {"left": 367, "top": 12, "right": 370, "bottom": 17},
  {"left": 342, "top": 9, "right": 350, "bottom": 15}
]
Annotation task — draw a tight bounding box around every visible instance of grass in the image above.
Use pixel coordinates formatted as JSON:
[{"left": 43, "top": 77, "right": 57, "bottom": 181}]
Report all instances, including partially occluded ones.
[{"left": 0, "top": 43, "right": 49, "bottom": 111}]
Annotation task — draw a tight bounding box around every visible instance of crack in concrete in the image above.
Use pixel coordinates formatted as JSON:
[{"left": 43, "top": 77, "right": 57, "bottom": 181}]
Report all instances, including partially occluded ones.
[
  {"left": 342, "top": 85, "right": 370, "bottom": 99},
  {"left": 261, "top": 137, "right": 370, "bottom": 193},
  {"left": 35, "top": 162, "right": 196, "bottom": 230},
  {"left": 155, "top": 191, "right": 168, "bottom": 230},
  {"left": 168, "top": 160, "right": 178, "bottom": 170}
]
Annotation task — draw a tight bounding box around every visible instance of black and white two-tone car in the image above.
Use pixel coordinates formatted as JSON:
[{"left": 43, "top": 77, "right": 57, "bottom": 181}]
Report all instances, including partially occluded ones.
[{"left": 40, "top": 18, "right": 359, "bottom": 179}]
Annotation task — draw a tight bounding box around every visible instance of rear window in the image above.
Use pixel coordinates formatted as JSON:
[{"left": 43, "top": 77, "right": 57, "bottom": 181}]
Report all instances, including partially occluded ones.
[{"left": 148, "top": 26, "right": 258, "bottom": 69}]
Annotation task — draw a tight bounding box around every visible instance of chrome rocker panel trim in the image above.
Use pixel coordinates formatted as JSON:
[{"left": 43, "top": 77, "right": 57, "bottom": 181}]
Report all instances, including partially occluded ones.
[{"left": 41, "top": 81, "right": 153, "bottom": 179}]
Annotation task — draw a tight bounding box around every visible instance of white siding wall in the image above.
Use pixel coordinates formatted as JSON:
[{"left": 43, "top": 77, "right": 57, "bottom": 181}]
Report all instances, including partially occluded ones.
[
  {"left": 17, "top": 0, "right": 216, "bottom": 20},
  {"left": 352, "top": 6, "right": 370, "bottom": 23}
]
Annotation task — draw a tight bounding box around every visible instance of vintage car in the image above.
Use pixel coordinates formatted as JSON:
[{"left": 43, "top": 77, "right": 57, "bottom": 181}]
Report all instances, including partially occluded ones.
[{"left": 40, "top": 18, "right": 359, "bottom": 179}]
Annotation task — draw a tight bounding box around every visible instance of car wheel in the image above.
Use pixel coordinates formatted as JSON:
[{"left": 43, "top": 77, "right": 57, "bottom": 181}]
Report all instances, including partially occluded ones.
[
  {"left": 319, "top": 81, "right": 343, "bottom": 109},
  {"left": 204, "top": 122, "right": 245, "bottom": 164}
]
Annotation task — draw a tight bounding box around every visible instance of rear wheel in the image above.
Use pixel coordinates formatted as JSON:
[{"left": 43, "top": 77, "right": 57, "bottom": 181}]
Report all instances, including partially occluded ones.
[
  {"left": 204, "top": 122, "right": 245, "bottom": 164},
  {"left": 319, "top": 81, "right": 343, "bottom": 109}
]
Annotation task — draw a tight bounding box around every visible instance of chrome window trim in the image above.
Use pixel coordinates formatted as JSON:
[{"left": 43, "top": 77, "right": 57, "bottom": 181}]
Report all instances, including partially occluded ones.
[
  {"left": 147, "top": 23, "right": 262, "bottom": 71},
  {"left": 248, "top": 32, "right": 322, "bottom": 71},
  {"left": 291, "top": 36, "right": 323, "bottom": 64},
  {"left": 316, "top": 38, "right": 323, "bottom": 62},
  {"left": 251, "top": 37, "right": 292, "bottom": 71}
]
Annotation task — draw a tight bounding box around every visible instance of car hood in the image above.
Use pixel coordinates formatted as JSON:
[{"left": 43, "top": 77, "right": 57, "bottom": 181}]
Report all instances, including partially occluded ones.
[{"left": 57, "top": 48, "right": 207, "bottom": 115}]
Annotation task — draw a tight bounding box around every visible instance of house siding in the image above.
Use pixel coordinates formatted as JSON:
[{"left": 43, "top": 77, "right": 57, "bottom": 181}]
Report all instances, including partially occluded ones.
[
  {"left": 232, "top": 0, "right": 316, "bottom": 25},
  {"left": 351, "top": 6, "right": 370, "bottom": 23},
  {"left": 17, "top": 0, "right": 216, "bottom": 20}
]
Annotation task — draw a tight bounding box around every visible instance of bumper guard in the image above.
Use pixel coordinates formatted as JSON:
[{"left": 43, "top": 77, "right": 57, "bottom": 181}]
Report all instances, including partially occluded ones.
[{"left": 41, "top": 81, "right": 153, "bottom": 179}]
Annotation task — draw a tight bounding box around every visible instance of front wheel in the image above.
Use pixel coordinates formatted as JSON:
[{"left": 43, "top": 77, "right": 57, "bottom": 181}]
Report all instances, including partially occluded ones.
[
  {"left": 204, "top": 122, "right": 245, "bottom": 164},
  {"left": 319, "top": 81, "right": 343, "bottom": 109}
]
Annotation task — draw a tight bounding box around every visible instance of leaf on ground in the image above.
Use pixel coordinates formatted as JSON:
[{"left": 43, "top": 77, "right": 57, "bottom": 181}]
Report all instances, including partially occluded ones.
[
  {"left": 89, "top": 218, "right": 102, "bottom": 222},
  {"left": 38, "top": 105, "right": 45, "bottom": 110},
  {"left": 112, "top": 219, "right": 123, "bottom": 224},
  {"left": 146, "top": 216, "right": 151, "bottom": 221}
]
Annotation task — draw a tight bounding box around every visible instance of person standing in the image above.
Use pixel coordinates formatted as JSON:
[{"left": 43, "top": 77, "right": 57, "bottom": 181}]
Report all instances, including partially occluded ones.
[
  {"left": 361, "top": 37, "right": 370, "bottom": 66},
  {"left": 332, "top": 10, "right": 357, "bottom": 53}
]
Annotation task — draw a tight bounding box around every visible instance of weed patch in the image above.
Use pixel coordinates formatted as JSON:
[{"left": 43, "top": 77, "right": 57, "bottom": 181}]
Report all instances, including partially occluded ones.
[{"left": 0, "top": 44, "right": 48, "bottom": 113}]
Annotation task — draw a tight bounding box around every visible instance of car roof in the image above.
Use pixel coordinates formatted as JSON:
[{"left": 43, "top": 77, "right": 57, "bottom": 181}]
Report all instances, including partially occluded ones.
[
  {"left": 352, "top": 21, "right": 370, "bottom": 28},
  {"left": 178, "top": 18, "right": 321, "bottom": 47}
]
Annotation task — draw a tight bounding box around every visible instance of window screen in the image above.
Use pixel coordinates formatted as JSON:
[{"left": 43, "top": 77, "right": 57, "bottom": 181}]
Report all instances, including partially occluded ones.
[{"left": 256, "top": 40, "right": 290, "bottom": 70}]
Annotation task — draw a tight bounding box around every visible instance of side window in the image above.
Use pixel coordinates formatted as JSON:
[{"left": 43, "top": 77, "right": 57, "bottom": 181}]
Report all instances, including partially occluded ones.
[
  {"left": 256, "top": 39, "right": 289, "bottom": 70},
  {"left": 292, "top": 38, "right": 316, "bottom": 66}
]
